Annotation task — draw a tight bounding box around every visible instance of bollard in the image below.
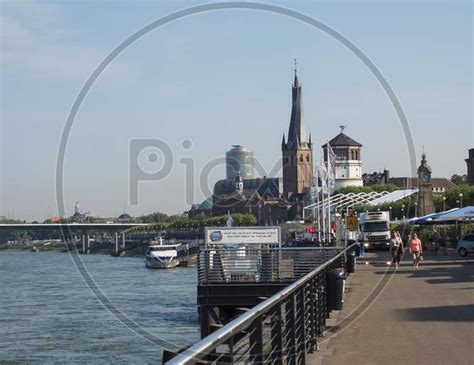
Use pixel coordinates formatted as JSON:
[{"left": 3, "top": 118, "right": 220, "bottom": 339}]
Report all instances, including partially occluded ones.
[
  {"left": 346, "top": 250, "right": 356, "bottom": 274},
  {"left": 327, "top": 268, "right": 346, "bottom": 310}
]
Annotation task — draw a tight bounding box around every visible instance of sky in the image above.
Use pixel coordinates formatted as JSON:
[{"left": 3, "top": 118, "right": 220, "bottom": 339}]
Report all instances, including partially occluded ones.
[{"left": 1, "top": 0, "right": 472, "bottom": 221}]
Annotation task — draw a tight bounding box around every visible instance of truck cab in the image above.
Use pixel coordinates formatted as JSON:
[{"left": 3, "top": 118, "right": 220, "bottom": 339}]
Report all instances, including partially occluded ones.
[{"left": 359, "top": 211, "right": 391, "bottom": 250}]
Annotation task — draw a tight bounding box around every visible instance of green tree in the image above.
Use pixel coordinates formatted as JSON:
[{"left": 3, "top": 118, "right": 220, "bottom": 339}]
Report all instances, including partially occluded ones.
[
  {"left": 137, "top": 212, "right": 170, "bottom": 223},
  {"left": 450, "top": 174, "right": 467, "bottom": 186},
  {"left": 127, "top": 213, "right": 257, "bottom": 234},
  {"left": 443, "top": 184, "right": 474, "bottom": 209},
  {"left": 354, "top": 197, "right": 417, "bottom": 219}
]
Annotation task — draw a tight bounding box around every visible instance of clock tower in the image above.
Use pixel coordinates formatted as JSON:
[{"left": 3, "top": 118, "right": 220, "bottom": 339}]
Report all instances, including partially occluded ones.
[{"left": 417, "top": 152, "right": 435, "bottom": 216}]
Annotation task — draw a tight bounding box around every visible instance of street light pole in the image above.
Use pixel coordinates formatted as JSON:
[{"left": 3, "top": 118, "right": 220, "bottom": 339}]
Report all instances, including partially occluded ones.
[
  {"left": 459, "top": 193, "right": 463, "bottom": 208},
  {"left": 442, "top": 196, "right": 447, "bottom": 250}
]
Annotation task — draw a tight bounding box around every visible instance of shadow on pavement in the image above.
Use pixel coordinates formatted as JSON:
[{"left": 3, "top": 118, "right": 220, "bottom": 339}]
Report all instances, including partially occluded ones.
[
  {"left": 373, "top": 260, "right": 474, "bottom": 285},
  {"left": 394, "top": 304, "right": 474, "bottom": 322}
]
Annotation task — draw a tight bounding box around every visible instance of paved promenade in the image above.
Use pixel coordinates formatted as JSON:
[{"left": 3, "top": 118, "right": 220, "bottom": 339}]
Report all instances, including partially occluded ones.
[{"left": 309, "top": 251, "right": 474, "bottom": 365}]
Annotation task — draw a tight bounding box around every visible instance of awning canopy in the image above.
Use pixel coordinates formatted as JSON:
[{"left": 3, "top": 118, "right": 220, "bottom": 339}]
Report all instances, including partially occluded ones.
[
  {"left": 411, "top": 208, "right": 459, "bottom": 225},
  {"left": 432, "top": 206, "right": 474, "bottom": 223}
]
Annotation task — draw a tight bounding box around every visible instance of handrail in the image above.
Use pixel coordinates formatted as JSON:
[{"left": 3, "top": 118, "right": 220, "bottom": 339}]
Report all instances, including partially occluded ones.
[{"left": 167, "top": 243, "right": 357, "bottom": 365}]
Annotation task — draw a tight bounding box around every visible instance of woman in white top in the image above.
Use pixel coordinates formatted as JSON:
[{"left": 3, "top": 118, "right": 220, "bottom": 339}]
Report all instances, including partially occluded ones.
[{"left": 389, "top": 231, "right": 404, "bottom": 269}]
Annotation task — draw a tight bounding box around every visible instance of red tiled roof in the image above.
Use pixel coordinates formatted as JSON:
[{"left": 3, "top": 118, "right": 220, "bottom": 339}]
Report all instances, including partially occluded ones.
[{"left": 389, "top": 177, "right": 456, "bottom": 189}]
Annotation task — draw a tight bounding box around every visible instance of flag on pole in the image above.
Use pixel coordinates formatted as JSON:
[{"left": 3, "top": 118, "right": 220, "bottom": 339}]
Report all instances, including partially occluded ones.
[
  {"left": 327, "top": 142, "right": 336, "bottom": 193},
  {"left": 318, "top": 153, "right": 327, "bottom": 239},
  {"left": 319, "top": 153, "right": 328, "bottom": 192},
  {"left": 226, "top": 210, "right": 234, "bottom": 227}
]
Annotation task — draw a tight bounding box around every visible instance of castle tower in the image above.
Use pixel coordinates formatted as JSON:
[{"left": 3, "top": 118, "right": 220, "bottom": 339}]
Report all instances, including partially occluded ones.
[
  {"left": 323, "top": 126, "right": 363, "bottom": 191},
  {"left": 281, "top": 64, "right": 313, "bottom": 199}
]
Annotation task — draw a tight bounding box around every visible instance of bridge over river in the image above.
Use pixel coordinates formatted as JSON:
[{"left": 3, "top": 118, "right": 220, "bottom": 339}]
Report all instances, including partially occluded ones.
[{"left": 0, "top": 223, "right": 203, "bottom": 255}]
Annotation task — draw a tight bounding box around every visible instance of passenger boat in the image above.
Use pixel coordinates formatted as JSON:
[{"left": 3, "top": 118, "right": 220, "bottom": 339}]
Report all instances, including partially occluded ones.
[{"left": 145, "top": 238, "right": 180, "bottom": 269}]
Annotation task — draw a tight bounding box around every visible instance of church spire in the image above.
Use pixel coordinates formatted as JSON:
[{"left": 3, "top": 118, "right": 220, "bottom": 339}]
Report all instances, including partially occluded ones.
[
  {"left": 287, "top": 60, "right": 307, "bottom": 149},
  {"left": 293, "top": 58, "right": 299, "bottom": 87}
]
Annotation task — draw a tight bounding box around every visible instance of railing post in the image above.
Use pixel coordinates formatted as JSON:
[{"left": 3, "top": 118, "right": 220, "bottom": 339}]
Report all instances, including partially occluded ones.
[
  {"left": 286, "top": 295, "right": 296, "bottom": 365},
  {"left": 317, "top": 272, "right": 326, "bottom": 336},
  {"left": 227, "top": 336, "right": 235, "bottom": 364},
  {"left": 249, "top": 317, "right": 263, "bottom": 363},
  {"left": 270, "top": 304, "right": 283, "bottom": 365},
  {"left": 308, "top": 278, "right": 317, "bottom": 352},
  {"left": 296, "top": 287, "right": 306, "bottom": 364},
  {"left": 325, "top": 267, "right": 332, "bottom": 319}
]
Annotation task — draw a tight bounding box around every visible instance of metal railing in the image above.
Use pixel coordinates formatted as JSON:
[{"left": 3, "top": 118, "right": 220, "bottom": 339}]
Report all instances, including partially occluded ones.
[
  {"left": 167, "top": 243, "right": 356, "bottom": 365},
  {"left": 198, "top": 247, "right": 343, "bottom": 284}
]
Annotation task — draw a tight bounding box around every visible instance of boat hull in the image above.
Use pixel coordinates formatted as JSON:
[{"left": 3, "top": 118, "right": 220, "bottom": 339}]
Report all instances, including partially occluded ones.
[{"left": 145, "top": 259, "right": 179, "bottom": 269}]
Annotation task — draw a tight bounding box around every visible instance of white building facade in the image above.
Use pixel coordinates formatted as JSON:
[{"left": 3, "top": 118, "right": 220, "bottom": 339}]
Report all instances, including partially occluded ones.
[{"left": 323, "top": 131, "right": 363, "bottom": 191}]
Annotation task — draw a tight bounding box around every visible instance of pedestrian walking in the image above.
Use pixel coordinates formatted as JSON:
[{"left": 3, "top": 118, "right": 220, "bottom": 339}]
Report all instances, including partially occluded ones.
[
  {"left": 390, "top": 231, "right": 404, "bottom": 269},
  {"left": 409, "top": 233, "right": 423, "bottom": 269}
]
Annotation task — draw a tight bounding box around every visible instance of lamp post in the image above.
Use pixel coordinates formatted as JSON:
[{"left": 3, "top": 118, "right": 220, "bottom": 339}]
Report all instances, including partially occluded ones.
[
  {"left": 389, "top": 206, "right": 392, "bottom": 220},
  {"left": 402, "top": 204, "right": 405, "bottom": 219},
  {"left": 441, "top": 196, "right": 447, "bottom": 247},
  {"left": 459, "top": 193, "right": 463, "bottom": 208},
  {"left": 414, "top": 202, "right": 418, "bottom": 218}
]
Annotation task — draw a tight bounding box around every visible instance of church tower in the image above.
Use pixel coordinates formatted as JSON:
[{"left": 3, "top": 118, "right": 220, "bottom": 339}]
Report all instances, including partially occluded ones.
[
  {"left": 417, "top": 152, "right": 436, "bottom": 216},
  {"left": 466, "top": 148, "right": 474, "bottom": 184},
  {"left": 282, "top": 64, "right": 313, "bottom": 199}
]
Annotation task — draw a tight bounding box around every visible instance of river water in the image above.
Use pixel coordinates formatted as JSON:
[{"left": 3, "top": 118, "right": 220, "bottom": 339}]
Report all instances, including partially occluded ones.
[{"left": 0, "top": 250, "right": 200, "bottom": 364}]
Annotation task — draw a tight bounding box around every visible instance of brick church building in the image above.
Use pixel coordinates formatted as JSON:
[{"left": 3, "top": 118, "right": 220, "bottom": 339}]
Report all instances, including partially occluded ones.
[{"left": 212, "top": 68, "right": 313, "bottom": 223}]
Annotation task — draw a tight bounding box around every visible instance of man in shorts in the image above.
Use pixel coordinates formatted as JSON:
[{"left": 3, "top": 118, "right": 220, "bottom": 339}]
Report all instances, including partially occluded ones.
[{"left": 409, "top": 233, "right": 423, "bottom": 269}]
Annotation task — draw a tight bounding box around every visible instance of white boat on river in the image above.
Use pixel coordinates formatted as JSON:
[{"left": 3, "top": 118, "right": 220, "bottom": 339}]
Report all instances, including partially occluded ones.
[{"left": 145, "top": 238, "right": 180, "bottom": 269}]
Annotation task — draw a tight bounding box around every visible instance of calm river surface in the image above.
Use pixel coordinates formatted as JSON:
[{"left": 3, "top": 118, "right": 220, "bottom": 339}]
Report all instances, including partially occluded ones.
[{"left": 0, "top": 250, "right": 200, "bottom": 364}]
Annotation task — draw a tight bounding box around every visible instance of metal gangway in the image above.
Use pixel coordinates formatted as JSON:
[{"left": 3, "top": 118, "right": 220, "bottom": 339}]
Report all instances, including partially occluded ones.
[{"left": 166, "top": 243, "right": 357, "bottom": 365}]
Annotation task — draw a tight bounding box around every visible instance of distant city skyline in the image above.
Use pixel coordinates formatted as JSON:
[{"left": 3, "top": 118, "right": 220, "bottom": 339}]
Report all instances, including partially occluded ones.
[{"left": 1, "top": 0, "right": 472, "bottom": 221}]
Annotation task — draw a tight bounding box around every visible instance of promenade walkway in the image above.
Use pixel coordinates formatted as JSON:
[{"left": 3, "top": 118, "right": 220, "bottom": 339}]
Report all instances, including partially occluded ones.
[{"left": 309, "top": 251, "right": 474, "bottom": 365}]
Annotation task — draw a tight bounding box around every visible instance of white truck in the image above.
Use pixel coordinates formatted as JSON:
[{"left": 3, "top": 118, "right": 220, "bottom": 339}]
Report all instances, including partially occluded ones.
[{"left": 359, "top": 211, "right": 391, "bottom": 250}]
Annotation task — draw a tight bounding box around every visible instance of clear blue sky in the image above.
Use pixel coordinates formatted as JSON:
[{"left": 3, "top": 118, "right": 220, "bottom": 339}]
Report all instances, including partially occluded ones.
[{"left": 1, "top": 0, "right": 472, "bottom": 221}]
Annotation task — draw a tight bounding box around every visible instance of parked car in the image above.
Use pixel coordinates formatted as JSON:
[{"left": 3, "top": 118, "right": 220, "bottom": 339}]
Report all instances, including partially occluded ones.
[{"left": 457, "top": 234, "right": 474, "bottom": 257}]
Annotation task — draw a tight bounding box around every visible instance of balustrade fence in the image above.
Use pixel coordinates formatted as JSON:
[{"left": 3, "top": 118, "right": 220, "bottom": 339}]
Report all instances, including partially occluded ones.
[{"left": 167, "top": 243, "right": 356, "bottom": 365}]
